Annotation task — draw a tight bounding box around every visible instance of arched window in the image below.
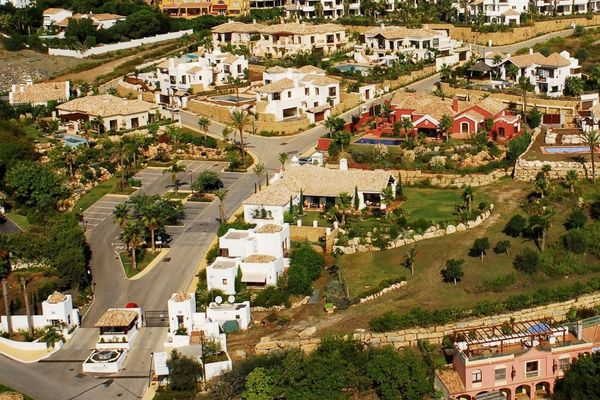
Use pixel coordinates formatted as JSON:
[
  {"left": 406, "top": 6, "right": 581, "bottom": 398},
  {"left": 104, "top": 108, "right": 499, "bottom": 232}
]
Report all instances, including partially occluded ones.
[{"left": 472, "top": 369, "right": 482, "bottom": 383}]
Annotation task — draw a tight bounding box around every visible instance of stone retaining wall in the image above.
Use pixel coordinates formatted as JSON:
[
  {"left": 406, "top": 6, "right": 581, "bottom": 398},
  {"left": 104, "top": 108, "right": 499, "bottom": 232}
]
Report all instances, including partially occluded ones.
[
  {"left": 334, "top": 207, "right": 493, "bottom": 255},
  {"left": 255, "top": 292, "right": 600, "bottom": 354},
  {"left": 253, "top": 296, "right": 310, "bottom": 312},
  {"left": 357, "top": 281, "right": 407, "bottom": 304},
  {"left": 394, "top": 169, "right": 509, "bottom": 188}
]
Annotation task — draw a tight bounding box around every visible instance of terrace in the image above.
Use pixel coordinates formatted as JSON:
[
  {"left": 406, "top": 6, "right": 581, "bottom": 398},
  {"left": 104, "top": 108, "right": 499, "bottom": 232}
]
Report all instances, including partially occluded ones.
[{"left": 452, "top": 319, "right": 578, "bottom": 363}]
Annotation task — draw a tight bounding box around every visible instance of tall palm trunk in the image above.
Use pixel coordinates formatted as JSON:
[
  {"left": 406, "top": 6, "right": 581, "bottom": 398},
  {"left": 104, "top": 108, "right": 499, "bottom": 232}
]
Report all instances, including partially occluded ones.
[
  {"left": 2, "top": 279, "right": 12, "bottom": 335},
  {"left": 219, "top": 203, "right": 225, "bottom": 223},
  {"left": 150, "top": 227, "right": 156, "bottom": 253},
  {"left": 239, "top": 128, "right": 246, "bottom": 162},
  {"left": 591, "top": 146, "right": 596, "bottom": 182},
  {"left": 21, "top": 278, "right": 33, "bottom": 336},
  {"left": 131, "top": 246, "right": 138, "bottom": 270}
]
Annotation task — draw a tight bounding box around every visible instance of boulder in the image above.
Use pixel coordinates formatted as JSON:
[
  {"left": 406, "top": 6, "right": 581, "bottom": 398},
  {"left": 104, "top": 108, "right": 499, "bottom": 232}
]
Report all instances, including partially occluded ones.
[
  {"left": 298, "top": 326, "right": 317, "bottom": 339},
  {"left": 456, "top": 223, "right": 466, "bottom": 231},
  {"left": 445, "top": 225, "right": 456, "bottom": 234}
]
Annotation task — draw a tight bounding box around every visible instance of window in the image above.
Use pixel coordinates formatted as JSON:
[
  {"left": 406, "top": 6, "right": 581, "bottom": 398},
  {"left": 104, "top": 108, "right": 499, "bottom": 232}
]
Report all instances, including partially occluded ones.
[
  {"left": 109, "top": 120, "right": 118, "bottom": 131},
  {"left": 273, "top": 92, "right": 281, "bottom": 100},
  {"left": 461, "top": 122, "right": 470, "bottom": 134},
  {"left": 559, "top": 357, "right": 570, "bottom": 371},
  {"left": 329, "top": 87, "right": 337, "bottom": 97},
  {"left": 525, "top": 361, "right": 539, "bottom": 378},
  {"left": 131, "top": 117, "right": 139, "bottom": 128},
  {"left": 495, "top": 368, "right": 506, "bottom": 382},
  {"left": 305, "top": 88, "right": 309, "bottom": 96},
  {"left": 288, "top": 91, "right": 292, "bottom": 98},
  {"left": 315, "top": 88, "right": 320, "bottom": 95},
  {"left": 222, "top": 279, "right": 228, "bottom": 285},
  {"left": 472, "top": 369, "right": 482, "bottom": 383}
]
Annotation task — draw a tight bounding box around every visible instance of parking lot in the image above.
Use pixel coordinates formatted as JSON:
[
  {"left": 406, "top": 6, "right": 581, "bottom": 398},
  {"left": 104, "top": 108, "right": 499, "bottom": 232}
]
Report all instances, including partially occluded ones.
[{"left": 82, "top": 194, "right": 127, "bottom": 230}]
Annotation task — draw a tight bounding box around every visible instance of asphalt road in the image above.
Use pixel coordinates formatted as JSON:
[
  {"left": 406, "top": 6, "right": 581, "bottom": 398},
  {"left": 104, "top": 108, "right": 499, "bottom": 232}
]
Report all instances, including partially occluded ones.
[{"left": 470, "top": 27, "right": 576, "bottom": 55}]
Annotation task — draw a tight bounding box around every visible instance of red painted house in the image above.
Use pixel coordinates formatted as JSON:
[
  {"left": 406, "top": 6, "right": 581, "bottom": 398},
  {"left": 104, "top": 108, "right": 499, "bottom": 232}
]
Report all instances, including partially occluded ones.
[{"left": 391, "top": 92, "right": 522, "bottom": 141}]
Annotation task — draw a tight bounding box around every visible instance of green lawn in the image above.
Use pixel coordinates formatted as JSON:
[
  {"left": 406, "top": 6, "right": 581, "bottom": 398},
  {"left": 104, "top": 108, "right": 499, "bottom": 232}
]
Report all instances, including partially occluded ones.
[
  {"left": 23, "top": 124, "right": 49, "bottom": 143},
  {"left": 119, "top": 248, "right": 160, "bottom": 278},
  {"left": 4, "top": 212, "right": 30, "bottom": 230},
  {"left": 298, "top": 211, "right": 332, "bottom": 227},
  {"left": 0, "top": 384, "right": 33, "bottom": 400},
  {"left": 402, "top": 187, "right": 490, "bottom": 223},
  {"left": 74, "top": 178, "right": 118, "bottom": 212},
  {"left": 339, "top": 181, "right": 598, "bottom": 311},
  {"left": 163, "top": 191, "right": 190, "bottom": 200}
]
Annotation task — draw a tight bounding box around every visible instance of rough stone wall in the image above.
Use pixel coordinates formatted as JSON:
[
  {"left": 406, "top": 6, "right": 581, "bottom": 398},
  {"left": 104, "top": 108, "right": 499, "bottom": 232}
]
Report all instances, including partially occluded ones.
[
  {"left": 255, "top": 292, "right": 600, "bottom": 354},
  {"left": 248, "top": 64, "right": 265, "bottom": 82},
  {"left": 187, "top": 99, "right": 234, "bottom": 124},
  {"left": 332, "top": 92, "right": 361, "bottom": 116},
  {"left": 334, "top": 208, "right": 493, "bottom": 255},
  {"left": 514, "top": 159, "right": 590, "bottom": 181},
  {"left": 255, "top": 118, "right": 310, "bottom": 135},
  {"left": 394, "top": 169, "right": 509, "bottom": 188},
  {"left": 439, "top": 83, "right": 580, "bottom": 113},
  {"left": 385, "top": 66, "right": 437, "bottom": 91}
]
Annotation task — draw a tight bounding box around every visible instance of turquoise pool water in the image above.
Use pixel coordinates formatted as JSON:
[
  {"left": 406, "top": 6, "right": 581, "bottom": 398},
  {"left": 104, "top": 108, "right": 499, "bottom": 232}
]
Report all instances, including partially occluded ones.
[
  {"left": 335, "top": 64, "right": 371, "bottom": 73},
  {"left": 63, "top": 134, "right": 89, "bottom": 148},
  {"left": 355, "top": 137, "right": 403, "bottom": 145},
  {"left": 542, "top": 146, "right": 590, "bottom": 154}
]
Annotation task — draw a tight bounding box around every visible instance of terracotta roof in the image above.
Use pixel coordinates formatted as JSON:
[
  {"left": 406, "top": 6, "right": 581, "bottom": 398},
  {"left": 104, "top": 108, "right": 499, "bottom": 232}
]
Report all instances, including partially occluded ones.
[
  {"left": 255, "top": 224, "right": 283, "bottom": 233},
  {"left": 589, "top": 102, "right": 600, "bottom": 115},
  {"left": 508, "top": 51, "right": 570, "bottom": 68},
  {"left": 95, "top": 309, "right": 138, "bottom": 327},
  {"left": 0, "top": 393, "right": 23, "bottom": 400},
  {"left": 301, "top": 74, "right": 339, "bottom": 86},
  {"left": 43, "top": 7, "right": 69, "bottom": 15},
  {"left": 243, "top": 164, "right": 393, "bottom": 206},
  {"left": 256, "top": 78, "right": 295, "bottom": 93},
  {"left": 468, "top": 60, "right": 492, "bottom": 73},
  {"left": 502, "top": 8, "right": 521, "bottom": 16},
  {"left": 391, "top": 91, "right": 457, "bottom": 120},
  {"left": 260, "top": 22, "right": 344, "bottom": 35},
  {"left": 47, "top": 291, "right": 67, "bottom": 304},
  {"left": 223, "top": 54, "right": 241, "bottom": 64},
  {"left": 92, "top": 13, "right": 125, "bottom": 21},
  {"left": 365, "top": 25, "right": 441, "bottom": 40},
  {"left": 186, "top": 66, "right": 205, "bottom": 74},
  {"left": 172, "top": 292, "right": 191, "bottom": 302},
  {"left": 10, "top": 81, "right": 69, "bottom": 105},
  {"left": 462, "top": 110, "right": 486, "bottom": 122},
  {"left": 436, "top": 366, "right": 465, "bottom": 394},
  {"left": 212, "top": 21, "right": 263, "bottom": 33},
  {"left": 265, "top": 66, "right": 287, "bottom": 74},
  {"left": 244, "top": 254, "right": 276, "bottom": 263},
  {"left": 296, "top": 65, "right": 326, "bottom": 74},
  {"left": 477, "top": 97, "right": 507, "bottom": 115},
  {"left": 307, "top": 104, "right": 331, "bottom": 113},
  {"left": 57, "top": 94, "right": 158, "bottom": 117}
]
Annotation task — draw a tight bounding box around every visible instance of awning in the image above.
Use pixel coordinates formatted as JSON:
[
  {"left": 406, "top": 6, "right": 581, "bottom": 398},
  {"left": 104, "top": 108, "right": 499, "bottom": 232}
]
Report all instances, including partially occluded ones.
[
  {"left": 241, "top": 273, "right": 266, "bottom": 283},
  {"left": 153, "top": 352, "right": 169, "bottom": 376}
]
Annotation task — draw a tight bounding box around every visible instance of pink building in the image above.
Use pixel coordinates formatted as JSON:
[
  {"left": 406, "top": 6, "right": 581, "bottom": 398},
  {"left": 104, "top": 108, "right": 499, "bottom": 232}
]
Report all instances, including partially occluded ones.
[{"left": 435, "top": 318, "right": 600, "bottom": 400}]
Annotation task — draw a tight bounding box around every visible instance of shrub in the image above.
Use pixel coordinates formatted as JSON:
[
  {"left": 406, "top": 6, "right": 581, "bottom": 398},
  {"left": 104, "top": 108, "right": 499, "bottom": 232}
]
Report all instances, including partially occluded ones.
[
  {"left": 290, "top": 242, "right": 324, "bottom": 281},
  {"left": 253, "top": 287, "right": 290, "bottom": 308},
  {"left": 494, "top": 240, "right": 511, "bottom": 255},
  {"left": 562, "top": 230, "right": 587, "bottom": 254},
  {"left": 192, "top": 169, "right": 223, "bottom": 193},
  {"left": 287, "top": 264, "right": 313, "bottom": 295},
  {"left": 506, "top": 132, "right": 531, "bottom": 162},
  {"left": 476, "top": 273, "right": 517, "bottom": 293},
  {"left": 591, "top": 200, "right": 600, "bottom": 220},
  {"left": 504, "top": 214, "right": 527, "bottom": 237},
  {"left": 513, "top": 248, "right": 540, "bottom": 274},
  {"left": 469, "top": 237, "right": 490, "bottom": 259},
  {"left": 565, "top": 208, "right": 587, "bottom": 230},
  {"left": 410, "top": 218, "right": 431, "bottom": 233}
]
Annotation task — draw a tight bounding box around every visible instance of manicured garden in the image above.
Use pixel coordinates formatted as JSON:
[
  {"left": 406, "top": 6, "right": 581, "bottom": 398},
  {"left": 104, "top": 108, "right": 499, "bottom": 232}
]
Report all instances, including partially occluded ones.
[
  {"left": 119, "top": 249, "right": 161, "bottom": 278},
  {"left": 402, "top": 187, "right": 490, "bottom": 224}
]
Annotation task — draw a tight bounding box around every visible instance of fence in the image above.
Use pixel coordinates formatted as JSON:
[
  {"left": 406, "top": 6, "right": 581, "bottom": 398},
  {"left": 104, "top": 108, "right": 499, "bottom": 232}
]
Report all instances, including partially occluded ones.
[{"left": 48, "top": 30, "right": 193, "bottom": 58}]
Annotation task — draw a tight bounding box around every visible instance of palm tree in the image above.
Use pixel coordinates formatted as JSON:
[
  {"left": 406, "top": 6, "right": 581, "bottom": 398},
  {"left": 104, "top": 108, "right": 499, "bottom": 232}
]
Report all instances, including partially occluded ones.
[
  {"left": 401, "top": 117, "right": 413, "bottom": 140},
  {"left": 278, "top": 152, "right": 289, "bottom": 172},
  {"left": 163, "top": 160, "right": 186, "bottom": 194},
  {"left": 314, "top": 0, "right": 324, "bottom": 18},
  {"left": 228, "top": 109, "right": 251, "bottom": 164},
  {"left": 253, "top": 163, "right": 265, "bottom": 191},
  {"left": 589, "top": 65, "right": 600, "bottom": 98},
  {"left": 380, "top": 187, "right": 395, "bottom": 214},
  {"left": 40, "top": 326, "right": 64, "bottom": 349},
  {"left": 518, "top": 76, "right": 535, "bottom": 115},
  {"left": 462, "top": 186, "right": 474, "bottom": 211},
  {"left": 324, "top": 116, "right": 338, "bottom": 138},
  {"left": 18, "top": 275, "right": 33, "bottom": 336},
  {"left": 113, "top": 203, "right": 129, "bottom": 228},
  {"left": 91, "top": 115, "right": 104, "bottom": 133},
  {"left": 64, "top": 148, "right": 77, "bottom": 177},
  {"left": 565, "top": 170, "right": 578, "bottom": 193},
  {"left": 122, "top": 221, "right": 145, "bottom": 271},
  {"left": 140, "top": 204, "right": 161, "bottom": 253},
  {"left": 197, "top": 117, "right": 210, "bottom": 142},
  {"left": 336, "top": 192, "right": 352, "bottom": 225},
  {"left": 530, "top": 211, "right": 553, "bottom": 251},
  {"left": 215, "top": 189, "right": 228, "bottom": 223},
  {"left": 438, "top": 114, "right": 453, "bottom": 141},
  {"left": 0, "top": 238, "right": 12, "bottom": 335},
  {"left": 506, "top": 63, "right": 520, "bottom": 83},
  {"left": 226, "top": 76, "right": 244, "bottom": 102},
  {"left": 583, "top": 130, "right": 600, "bottom": 182},
  {"left": 165, "top": 125, "right": 182, "bottom": 146}
]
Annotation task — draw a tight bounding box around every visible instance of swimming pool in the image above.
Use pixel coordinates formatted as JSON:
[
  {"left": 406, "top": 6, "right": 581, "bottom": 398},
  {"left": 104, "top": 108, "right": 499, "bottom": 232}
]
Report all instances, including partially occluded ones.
[
  {"left": 335, "top": 64, "right": 371, "bottom": 74},
  {"left": 63, "top": 134, "right": 89, "bottom": 148},
  {"left": 182, "top": 53, "right": 199, "bottom": 61},
  {"left": 354, "top": 137, "right": 403, "bottom": 146},
  {"left": 209, "top": 95, "right": 254, "bottom": 104},
  {"left": 541, "top": 146, "right": 592, "bottom": 154}
]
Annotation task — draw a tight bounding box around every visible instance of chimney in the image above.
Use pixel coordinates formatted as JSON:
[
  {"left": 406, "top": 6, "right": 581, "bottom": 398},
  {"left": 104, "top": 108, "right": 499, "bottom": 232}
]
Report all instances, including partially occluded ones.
[
  {"left": 529, "top": 48, "right": 533, "bottom": 54},
  {"left": 26, "top": 79, "right": 33, "bottom": 86},
  {"left": 252, "top": 18, "right": 256, "bottom": 24},
  {"left": 339, "top": 158, "right": 348, "bottom": 171},
  {"left": 452, "top": 97, "right": 459, "bottom": 112},
  {"left": 380, "top": 23, "right": 385, "bottom": 29},
  {"left": 577, "top": 320, "right": 583, "bottom": 340}
]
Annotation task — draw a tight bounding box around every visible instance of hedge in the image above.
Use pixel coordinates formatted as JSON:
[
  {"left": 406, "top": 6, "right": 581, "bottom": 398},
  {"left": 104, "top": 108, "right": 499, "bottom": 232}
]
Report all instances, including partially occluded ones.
[{"left": 369, "top": 277, "right": 600, "bottom": 332}]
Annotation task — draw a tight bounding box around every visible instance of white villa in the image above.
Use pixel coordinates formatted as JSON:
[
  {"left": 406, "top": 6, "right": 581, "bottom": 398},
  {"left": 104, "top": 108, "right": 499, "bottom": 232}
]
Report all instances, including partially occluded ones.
[
  {"left": 243, "top": 162, "right": 397, "bottom": 224},
  {"left": 357, "top": 24, "right": 469, "bottom": 66},
  {"left": 9, "top": 80, "right": 71, "bottom": 106},
  {"left": 283, "top": 0, "right": 361, "bottom": 19},
  {"left": 43, "top": 8, "right": 73, "bottom": 31},
  {"left": 56, "top": 94, "right": 160, "bottom": 132},
  {"left": 498, "top": 50, "right": 581, "bottom": 97},
  {"left": 0, "top": 0, "right": 31, "bottom": 8},
  {"left": 148, "top": 48, "right": 248, "bottom": 107},
  {"left": 165, "top": 292, "right": 251, "bottom": 379},
  {"left": 54, "top": 12, "right": 126, "bottom": 34},
  {"left": 207, "top": 223, "right": 290, "bottom": 293},
  {"left": 211, "top": 21, "right": 347, "bottom": 58},
  {"left": 255, "top": 66, "right": 340, "bottom": 123},
  {"left": 0, "top": 291, "right": 79, "bottom": 333}
]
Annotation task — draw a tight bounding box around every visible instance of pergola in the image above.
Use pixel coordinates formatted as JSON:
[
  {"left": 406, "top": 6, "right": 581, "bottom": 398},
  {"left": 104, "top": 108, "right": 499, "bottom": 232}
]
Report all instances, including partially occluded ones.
[{"left": 453, "top": 318, "right": 567, "bottom": 356}]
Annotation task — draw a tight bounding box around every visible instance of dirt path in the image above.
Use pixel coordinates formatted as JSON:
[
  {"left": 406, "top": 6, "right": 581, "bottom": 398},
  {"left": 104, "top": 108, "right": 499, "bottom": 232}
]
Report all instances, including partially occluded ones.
[{"left": 50, "top": 42, "right": 180, "bottom": 83}]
